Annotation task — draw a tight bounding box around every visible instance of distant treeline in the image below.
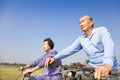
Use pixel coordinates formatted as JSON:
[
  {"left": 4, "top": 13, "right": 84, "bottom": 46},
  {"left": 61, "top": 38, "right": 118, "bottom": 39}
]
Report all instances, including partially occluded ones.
[{"left": 0, "top": 62, "right": 26, "bottom": 67}]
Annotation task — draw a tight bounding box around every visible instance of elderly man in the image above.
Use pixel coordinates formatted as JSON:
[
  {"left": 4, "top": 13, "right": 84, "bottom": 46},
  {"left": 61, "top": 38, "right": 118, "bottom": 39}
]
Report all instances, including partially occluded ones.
[{"left": 45, "top": 15, "right": 120, "bottom": 80}]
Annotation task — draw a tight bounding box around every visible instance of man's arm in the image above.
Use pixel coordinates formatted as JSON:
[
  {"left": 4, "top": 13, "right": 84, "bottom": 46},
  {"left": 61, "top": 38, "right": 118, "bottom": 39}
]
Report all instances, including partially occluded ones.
[
  {"left": 54, "top": 37, "right": 82, "bottom": 60},
  {"left": 45, "top": 37, "right": 82, "bottom": 67},
  {"left": 95, "top": 27, "right": 114, "bottom": 79}
]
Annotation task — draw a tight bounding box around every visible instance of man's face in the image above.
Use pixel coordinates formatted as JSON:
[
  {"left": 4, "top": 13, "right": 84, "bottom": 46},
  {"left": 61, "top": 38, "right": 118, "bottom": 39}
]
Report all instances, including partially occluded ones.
[
  {"left": 79, "top": 16, "right": 93, "bottom": 32},
  {"left": 43, "top": 41, "right": 51, "bottom": 53}
]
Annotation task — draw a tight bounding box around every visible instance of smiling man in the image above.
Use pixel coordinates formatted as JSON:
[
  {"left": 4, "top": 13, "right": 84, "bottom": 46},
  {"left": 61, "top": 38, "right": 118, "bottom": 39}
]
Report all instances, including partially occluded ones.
[{"left": 45, "top": 15, "right": 120, "bottom": 80}]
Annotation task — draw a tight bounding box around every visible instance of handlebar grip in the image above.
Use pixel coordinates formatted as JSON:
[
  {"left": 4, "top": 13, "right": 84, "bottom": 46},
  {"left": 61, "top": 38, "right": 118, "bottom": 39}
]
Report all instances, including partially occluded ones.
[{"left": 18, "top": 66, "right": 25, "bottom": 71}]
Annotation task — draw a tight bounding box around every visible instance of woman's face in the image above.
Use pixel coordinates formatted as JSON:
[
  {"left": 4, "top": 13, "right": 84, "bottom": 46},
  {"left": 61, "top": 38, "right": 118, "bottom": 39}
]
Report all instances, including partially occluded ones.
[{"left": 43, "top": 41, "right": 51, "bottom": 53}]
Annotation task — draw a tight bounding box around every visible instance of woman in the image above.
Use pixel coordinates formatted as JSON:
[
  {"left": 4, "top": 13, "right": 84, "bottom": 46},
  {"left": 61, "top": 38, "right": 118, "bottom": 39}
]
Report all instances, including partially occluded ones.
[{"left": 22, "top": 38, "right": 63, "bottom": 80}]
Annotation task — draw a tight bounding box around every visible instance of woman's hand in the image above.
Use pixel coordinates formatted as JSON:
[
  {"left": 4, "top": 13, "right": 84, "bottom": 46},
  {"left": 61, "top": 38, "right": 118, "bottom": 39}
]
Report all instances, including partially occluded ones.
[
  {"left": 23, "top": 65, "right": 39, "bottom": 76},
  {"left": 23, "top": 69, "right": 32, "bottom": 76}
]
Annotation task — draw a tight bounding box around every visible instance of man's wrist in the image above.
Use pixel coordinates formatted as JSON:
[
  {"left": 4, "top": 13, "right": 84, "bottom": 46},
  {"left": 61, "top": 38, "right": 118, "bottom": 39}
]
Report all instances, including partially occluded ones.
[{"left": 103, "top": 64, "right": 112, "bottom": 72}]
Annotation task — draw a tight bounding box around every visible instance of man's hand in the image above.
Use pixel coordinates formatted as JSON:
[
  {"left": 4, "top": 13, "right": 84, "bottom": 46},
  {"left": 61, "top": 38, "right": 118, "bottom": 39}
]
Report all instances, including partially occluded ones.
[
  {"left": 94, "top": 64, "right": 112, "bottom": 80},
  {"left": 45, "top": 57, "right": 56, "bottom": 67}
]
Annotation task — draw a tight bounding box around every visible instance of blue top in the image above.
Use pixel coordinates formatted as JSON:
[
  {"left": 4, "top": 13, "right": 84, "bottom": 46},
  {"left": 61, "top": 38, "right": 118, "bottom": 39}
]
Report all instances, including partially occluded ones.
[
  {"left": 29, "top": 50, "right": 62, "bottom": 76},
  {"left": 55, "top": 27, "right": 119, "bottom": 70}
]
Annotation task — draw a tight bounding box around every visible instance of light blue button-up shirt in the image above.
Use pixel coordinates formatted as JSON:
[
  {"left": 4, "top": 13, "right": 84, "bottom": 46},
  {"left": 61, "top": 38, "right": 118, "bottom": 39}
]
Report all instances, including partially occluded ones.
[{"left": 55, "top": 27, "right": 119, "bottom": 70}]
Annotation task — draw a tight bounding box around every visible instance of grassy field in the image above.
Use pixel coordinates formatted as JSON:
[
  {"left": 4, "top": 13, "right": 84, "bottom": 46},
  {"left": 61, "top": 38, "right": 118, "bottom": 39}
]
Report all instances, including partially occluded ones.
[{"left": 0, "top": 65, "right": 44, "bottom": 80}]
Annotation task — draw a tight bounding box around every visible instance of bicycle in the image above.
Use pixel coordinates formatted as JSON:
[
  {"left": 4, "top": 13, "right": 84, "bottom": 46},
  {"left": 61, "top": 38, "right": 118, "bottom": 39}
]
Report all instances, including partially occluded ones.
[{"left": 16, "top": 67, "right": 31, "bottom": 80}]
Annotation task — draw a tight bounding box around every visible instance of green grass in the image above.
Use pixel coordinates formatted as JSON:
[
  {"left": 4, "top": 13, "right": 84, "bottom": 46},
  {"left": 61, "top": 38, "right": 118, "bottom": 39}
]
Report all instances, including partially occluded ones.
[{"left": 0, "top": 65, "right": 44, "bottom": 80}]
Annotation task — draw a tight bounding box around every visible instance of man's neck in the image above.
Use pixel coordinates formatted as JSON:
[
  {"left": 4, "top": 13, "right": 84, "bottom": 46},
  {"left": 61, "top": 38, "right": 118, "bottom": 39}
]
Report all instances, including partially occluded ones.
[{"left": 85, "top": 28, "right": 93, "bottom": 36}]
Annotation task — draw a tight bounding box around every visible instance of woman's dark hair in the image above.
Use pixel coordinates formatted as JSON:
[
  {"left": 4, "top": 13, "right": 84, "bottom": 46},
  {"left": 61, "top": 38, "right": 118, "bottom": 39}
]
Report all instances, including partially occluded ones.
[{"left": 43, "top": 37, "right": 54, "bottom": 49}]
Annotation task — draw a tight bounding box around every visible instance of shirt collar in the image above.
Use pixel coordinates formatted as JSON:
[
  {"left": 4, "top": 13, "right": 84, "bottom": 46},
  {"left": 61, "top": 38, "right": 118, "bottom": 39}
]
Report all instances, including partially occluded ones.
[
  {"left": 83, "top": 28, "right": 96, "bottom": 38},
  {"left": 44, "top": 49, "right": 53, "bottom": 54}
]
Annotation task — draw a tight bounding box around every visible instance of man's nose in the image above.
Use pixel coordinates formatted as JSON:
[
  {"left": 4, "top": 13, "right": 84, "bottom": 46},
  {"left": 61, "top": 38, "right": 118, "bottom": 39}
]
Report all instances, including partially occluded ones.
[{"left": 80, "top": 23, "right": 83, "bottom": 27}]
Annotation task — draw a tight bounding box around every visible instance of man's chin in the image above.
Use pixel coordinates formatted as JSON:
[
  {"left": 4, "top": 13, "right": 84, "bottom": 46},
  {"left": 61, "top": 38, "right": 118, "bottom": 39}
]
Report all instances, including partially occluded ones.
[{"left": 81, "top": 29, "right": 86, "bottom": 32}]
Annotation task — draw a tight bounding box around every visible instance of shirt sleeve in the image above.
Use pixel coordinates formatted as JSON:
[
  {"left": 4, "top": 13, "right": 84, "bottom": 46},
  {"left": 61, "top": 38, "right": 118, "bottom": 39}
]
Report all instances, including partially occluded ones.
[
  {"left": 29, "top": 56, "right": 44, "bottom": 68},
  {"left": 100, "top": 27, "right": 115, "bottom": 67},
  {"left": 54, "top": 37, "right": 82, "bottom": 60}
]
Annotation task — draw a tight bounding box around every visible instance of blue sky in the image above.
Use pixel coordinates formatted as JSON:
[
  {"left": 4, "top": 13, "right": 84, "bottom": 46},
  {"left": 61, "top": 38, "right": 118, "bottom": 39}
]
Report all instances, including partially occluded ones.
[{"left": 0, "top": 0, "right": 120, "bottom": 64}]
